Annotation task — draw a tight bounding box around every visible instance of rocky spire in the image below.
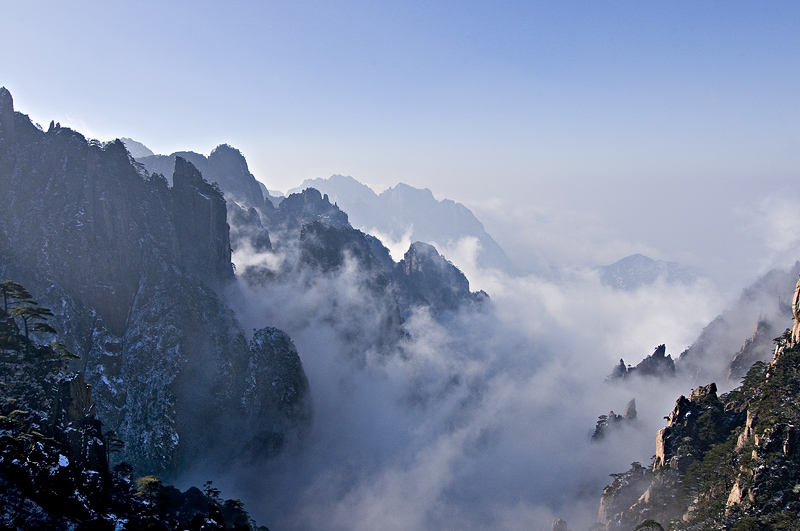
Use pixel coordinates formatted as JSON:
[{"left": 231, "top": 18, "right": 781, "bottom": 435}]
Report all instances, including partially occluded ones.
[
  {"left": 170, "top": 156, "right": 234, "bottom": 282},
  {"left": 0, "top": 86, "right": 16, "bottom": 143}
]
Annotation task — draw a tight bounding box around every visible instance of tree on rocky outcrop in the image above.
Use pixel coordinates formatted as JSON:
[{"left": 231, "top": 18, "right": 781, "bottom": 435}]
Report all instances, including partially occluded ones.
[
  {"left": 592, "top": 399, "right": 637, "bottom": 441},
  {"left": 0, "top": 280, "right": 32, "bottom": 313}
]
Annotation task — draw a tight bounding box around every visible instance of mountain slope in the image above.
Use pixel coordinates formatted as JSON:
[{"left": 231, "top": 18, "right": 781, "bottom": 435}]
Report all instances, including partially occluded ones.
[
  {"left": 0, "top": 87, "right": 309, "bottom": 476},
  {"left": 593, "top": 275, "right": 800, "bottom": 530}
]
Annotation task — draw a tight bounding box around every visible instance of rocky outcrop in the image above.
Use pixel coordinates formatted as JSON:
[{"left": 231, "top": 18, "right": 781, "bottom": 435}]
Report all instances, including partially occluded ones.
[
  {"left": 597, "top": 462, "right": 651, "bottom": 529},
  {"left": 271, "top": 187, "right": 349, "bottom": 236},
  {"left": 592, "top": 399, "right": 637, "bottom": 441},
  {"left": 299, "top": 221, "right": 394, "bottom": 274},
  {"left": 240, "top": 327, "right": 311, "bottom": 458},
  {"left": 396, "top": 241, "right": 487, "bottom": 314},
  {"left": 595, "top": 275, "right": 800, "bottom": 530},
  {"left": 652, "top": 383, "right": 728, "bottom": 473},
  {"left": 609, "top": 345, "right": 675, "bottom": 379}
]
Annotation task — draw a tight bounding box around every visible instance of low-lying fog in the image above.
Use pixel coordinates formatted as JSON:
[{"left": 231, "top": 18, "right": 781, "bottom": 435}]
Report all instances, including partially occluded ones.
[{"left": 184, "top": 219, "right": 786, "bottom": 530}]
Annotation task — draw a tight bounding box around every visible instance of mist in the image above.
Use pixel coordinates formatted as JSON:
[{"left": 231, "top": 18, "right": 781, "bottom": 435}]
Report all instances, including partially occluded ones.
[{"left": 178, "top": 230, "right": 743, "bottom": 531}]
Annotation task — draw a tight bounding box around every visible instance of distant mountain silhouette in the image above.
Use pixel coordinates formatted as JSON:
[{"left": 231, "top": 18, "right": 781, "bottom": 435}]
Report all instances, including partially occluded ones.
[
  {"left": 596, "top": 253, "right": 701, "bottom": 290},
  {"left": 290, "top": 174, "right": 521, "bottom": 275}
]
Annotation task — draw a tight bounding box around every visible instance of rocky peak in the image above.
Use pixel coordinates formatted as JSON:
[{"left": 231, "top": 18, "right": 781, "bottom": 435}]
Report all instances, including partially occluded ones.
[
  {"left": 396, "top": 241, "right": 477, "bottom": 312},
  {"left": 0, "top": 86, "right": 15, "bottom": 143},
  {"left": 206, "top": 143, "right": 268, "bottom": 211},
  {"left": 623, "top": 398, "right": 637, "bottom": 419},
  {"left": 170, "top": 156, "right": 234, "bottom": 282},
  {"left": 654, "top": 383, "right": 720, "bottom": 472},
  {"left": 609, "top": 345, "right": 675, "bottom": 379},
  {"left": 272, "top": 187, "right": 350, "bottom": 233},
  {"left": 298, "top": 220, "right": 393, "bottom": 274},
  {"left": 119, "top": 137, "right": 154, "bottom": 159}
]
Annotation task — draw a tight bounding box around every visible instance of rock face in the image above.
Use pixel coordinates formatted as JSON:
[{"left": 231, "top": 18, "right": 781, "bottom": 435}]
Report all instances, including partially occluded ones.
[
  {"left": 597, "top": 462, "right": 651, "bottom": 529},
  {"left": 0, "top": 88, "right": 309, "bottom": 476},
  {"left": 0, "top": 87, "right": 15, "bottom": 144},
  {"left": 595, "top": 275, "right": 800, "bottom": 530},
  {"left": 170, "top": 156, "right": 234, "bottom": 282}
]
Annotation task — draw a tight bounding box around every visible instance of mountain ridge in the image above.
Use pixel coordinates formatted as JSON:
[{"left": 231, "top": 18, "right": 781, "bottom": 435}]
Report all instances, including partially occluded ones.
[{"left": 290, "top": 174, "right": 522, "bottom": 276}]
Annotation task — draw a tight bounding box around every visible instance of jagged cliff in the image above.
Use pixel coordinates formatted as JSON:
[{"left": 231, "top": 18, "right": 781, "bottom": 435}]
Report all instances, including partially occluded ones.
[
  {"left": 593, "top": 275, "right": 800, "bottom": 530},
  {"left": 0, "top": 289, "right": 267, "bottom": 529},
  {"left": 0, "top": 87, "right": 309, "bottom": 476},
  {"left": 0, "top": 87, "right": 488, "bottom": 478}
]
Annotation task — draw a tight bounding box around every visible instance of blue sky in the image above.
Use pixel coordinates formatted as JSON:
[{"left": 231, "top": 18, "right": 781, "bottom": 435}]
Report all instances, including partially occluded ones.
[{"left": 2, "top": 1, "right": 799, "bottom": 282}]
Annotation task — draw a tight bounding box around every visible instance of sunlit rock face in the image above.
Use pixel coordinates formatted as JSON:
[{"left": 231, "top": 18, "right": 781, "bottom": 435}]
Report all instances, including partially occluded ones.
[{"left": 0, "top": 88, "right": 309, "bottom": 476}]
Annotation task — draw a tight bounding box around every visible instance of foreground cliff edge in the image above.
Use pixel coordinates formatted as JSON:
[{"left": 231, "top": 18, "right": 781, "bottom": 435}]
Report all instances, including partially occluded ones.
[
  {"left": 0, "top": 280, "right": 269, "bottom": 529},
  {"left": 593, "top": 276, "right": 800, "bottom": 530}
]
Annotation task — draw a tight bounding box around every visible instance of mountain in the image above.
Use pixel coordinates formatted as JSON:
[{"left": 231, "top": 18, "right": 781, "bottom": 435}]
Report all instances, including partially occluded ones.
[
  {"left": 591, "top": 275, "right": 800, "bottom": 530},
  {"left": 290, "top": 174, "right": 521, "bottom": 275},
  {"left": 0, "top": 87, "right": 309, "bottom": 476},
  {"left": 0, "top": 87, "right": 487, "bottom": 479},
  {"left": 135, "top": 143, "right": 270, "bottom": 211},
  {"left": 604, "top": 263, "right": 797, "bottom": 388},
  {"left": 678, "top": 262, "right": 799, "bottom": 384},
  {"left": 609, "top": 344, "right": 676, "bottom": 379},
  {"left": 0, "top": 282, "right": 268, "bottom": 530},
  {"left": 597, "top": 254, "right": 701, "bottom": 291},
  {"left": 119, "top": 137, "right": 154, "bottom": 158}
]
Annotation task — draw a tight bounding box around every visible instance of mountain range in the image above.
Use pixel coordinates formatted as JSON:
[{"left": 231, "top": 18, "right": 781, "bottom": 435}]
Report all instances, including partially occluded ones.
[
  {"left": 289, "top": 174, "right": 522, "bottom": 275},
  {"left": 3, "top": 86, "right": 800, "bottom": 530}
]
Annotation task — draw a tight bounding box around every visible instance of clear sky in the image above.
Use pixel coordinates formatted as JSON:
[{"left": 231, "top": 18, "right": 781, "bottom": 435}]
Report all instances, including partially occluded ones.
[{"left": 2, "top": 1, "right": 799, "bottom": 284}]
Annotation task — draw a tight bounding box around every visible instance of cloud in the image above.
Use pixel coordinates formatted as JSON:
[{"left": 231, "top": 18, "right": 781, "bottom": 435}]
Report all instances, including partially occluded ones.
[{"left": 204, "top": 241, "right": 732, "bottom": 531}]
